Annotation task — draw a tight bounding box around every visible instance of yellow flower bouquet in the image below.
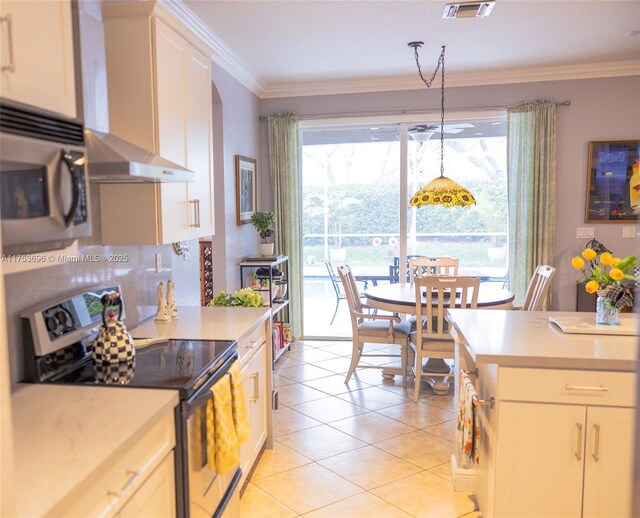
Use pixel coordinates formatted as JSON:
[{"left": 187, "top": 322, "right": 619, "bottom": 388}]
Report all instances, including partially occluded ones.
[{"left": 571, "top": 247, "right": 636, "bottom": 309}]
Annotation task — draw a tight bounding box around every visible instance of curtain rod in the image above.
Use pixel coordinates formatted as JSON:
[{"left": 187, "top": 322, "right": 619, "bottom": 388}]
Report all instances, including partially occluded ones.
[{"left": 258, "top": 100, "right": 570, "bottom": 121}]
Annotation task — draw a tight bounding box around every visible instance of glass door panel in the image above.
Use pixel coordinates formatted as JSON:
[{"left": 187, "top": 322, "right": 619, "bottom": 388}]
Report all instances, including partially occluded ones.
[
  {"left": 406, "top": 117, "right": 508, "bottom": 283},
  {"left": 301, "top": 124, "right": 400, "bottom": 337}
]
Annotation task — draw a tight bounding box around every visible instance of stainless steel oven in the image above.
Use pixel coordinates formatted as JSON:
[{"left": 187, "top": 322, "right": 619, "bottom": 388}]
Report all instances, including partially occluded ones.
[
  {"left": 21, "top": 286, "right": 241, "bottom": 518},
  {"left": 0, "top": 102, "right": 90, "bottom": 254}
]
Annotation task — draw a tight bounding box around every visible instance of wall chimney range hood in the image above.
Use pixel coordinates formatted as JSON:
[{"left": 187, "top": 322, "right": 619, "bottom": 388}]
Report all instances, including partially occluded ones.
[{"left": 85, "top": 129, "right": 195, "bottom": 183}]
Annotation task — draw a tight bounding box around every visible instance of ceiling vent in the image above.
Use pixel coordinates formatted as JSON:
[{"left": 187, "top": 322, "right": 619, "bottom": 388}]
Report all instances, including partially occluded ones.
[{"left": 443, "top": 1, "right": 495, "bottom": 19}]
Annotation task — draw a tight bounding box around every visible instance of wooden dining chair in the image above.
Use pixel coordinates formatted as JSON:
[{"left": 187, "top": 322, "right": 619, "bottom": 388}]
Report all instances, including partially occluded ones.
[
  {"left": 518, "top": 264, "right": 556, "bottom": 311},
  {"left": 408, "top": 257, "right": 459, "bottom": 282},
  {"left": 337, "top": 264, "right": 411, "bottom": 387},
  {"left": 410, "top": 275, "right": 480, "bottom": 402}
]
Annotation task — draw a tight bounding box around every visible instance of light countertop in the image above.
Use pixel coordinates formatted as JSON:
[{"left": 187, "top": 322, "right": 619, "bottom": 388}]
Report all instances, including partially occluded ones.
[
  {"left": 11, "top": 383, "right": 178, "bottom": 518},
  {"left": 446, "top": 310, "right": 638, "bottom": 371},
  {"left": 130, "top": 305, "right": 271, "bottom": 341}
]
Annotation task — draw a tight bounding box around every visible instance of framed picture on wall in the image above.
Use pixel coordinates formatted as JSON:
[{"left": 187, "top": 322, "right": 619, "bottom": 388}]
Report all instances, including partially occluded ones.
[
  {"left": 585, "top": 140, "right": 640, "bottom": 223},
  {"left": 235, "top": 155, "right": 257, "bottom": 224}
]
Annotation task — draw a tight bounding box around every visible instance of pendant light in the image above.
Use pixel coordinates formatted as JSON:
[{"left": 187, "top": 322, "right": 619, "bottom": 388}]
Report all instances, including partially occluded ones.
[{"left": 408, "top": 43, "right": 476, "bottom": 208}]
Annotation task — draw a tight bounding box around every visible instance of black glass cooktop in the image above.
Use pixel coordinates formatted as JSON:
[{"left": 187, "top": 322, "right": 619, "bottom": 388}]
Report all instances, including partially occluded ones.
[{"left": 49, "top": 339, "right": 236, "bottom": 397}]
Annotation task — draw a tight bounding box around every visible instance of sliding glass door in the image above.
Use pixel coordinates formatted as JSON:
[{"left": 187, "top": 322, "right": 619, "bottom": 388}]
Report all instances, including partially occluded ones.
[
  {"left": 301, "top": 124, "right": 400, "bottom": 337},
  {"left": 300, "top": 114, "right": 507, "bottom": 338}
]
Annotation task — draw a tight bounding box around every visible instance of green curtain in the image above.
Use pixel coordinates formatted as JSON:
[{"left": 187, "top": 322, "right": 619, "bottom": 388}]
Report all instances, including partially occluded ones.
[
  {"left": 507, "top": 100, "right": 557, "bottom": 308},
  {"left": 267, "top": 112, "right": 303, "bottom": 337}
]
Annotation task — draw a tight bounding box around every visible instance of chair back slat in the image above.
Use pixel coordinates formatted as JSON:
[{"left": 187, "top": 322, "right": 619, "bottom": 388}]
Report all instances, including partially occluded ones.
[
  {"left": 336, "top": 264, "right": 363, "bottom": 315},
  {"left": 416, "top": 276, "right": 480, "bottom": 341},
  {"left": 408, "top": 257, "right": 459, "bottom": 283},
  {"left": 521, "top": 265, "right": 556, "bottom": 311}
]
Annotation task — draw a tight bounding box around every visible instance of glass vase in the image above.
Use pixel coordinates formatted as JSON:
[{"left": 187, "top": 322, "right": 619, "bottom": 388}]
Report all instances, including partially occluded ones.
[{"left": 596, "top": 290, "right": 620, "bottom": 325}]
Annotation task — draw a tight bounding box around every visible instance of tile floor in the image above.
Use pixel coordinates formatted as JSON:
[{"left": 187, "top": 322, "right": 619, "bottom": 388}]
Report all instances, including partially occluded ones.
[{"left": 239, "top": 340, "right": 479, "bottom": 518}]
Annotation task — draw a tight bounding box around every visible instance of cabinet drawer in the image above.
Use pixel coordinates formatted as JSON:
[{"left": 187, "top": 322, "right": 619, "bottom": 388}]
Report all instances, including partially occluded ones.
[
  {"left": 58, "top": 410, "right": 176, "bottom": 518},
  {"left": 498, "top": 367, "right": 636, "bottom": 407},
  {"left": 238, "top": 323, "right": 266, "bottom": 365}
]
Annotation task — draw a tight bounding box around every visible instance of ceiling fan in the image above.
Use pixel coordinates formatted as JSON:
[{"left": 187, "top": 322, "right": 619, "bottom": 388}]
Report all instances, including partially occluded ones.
[{"left": 408, "top": 123, "right": 474, "bottom": 142}]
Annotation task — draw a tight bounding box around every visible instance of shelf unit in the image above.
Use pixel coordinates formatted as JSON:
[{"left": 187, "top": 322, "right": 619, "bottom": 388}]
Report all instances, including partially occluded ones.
[{"left": 239, "top": 256, "right": 290, "bottom": 363}]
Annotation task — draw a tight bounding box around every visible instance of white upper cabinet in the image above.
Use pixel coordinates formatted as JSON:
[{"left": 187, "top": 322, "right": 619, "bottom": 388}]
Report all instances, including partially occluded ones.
[
  {"left": 0, "top": 0, "right": 76, "bottom": 118},
  {"left": 100, "top": 11, "right": 214, "bottom": 245}
]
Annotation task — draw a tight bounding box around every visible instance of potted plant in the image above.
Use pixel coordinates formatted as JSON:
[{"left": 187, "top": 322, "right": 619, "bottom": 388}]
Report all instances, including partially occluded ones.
[{"left": 251, "top": 211, "right": 276, "bottom": 256}]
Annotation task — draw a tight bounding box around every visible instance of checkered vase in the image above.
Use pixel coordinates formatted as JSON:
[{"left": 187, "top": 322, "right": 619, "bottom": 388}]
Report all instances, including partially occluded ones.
[{"left": 92, "top": 319, "right": 136, "bottom": 364}]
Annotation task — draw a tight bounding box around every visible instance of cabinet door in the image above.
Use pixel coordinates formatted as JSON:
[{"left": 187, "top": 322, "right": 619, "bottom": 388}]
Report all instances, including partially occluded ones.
[
  {"left": 495, "top": 402, "right": 585, "bottom": 518},
  {"left": 0, "top": 0, "right": 76, "bottom": 117},
  {"left": 185, "top": 47, "right": 214, "bottom": 237},
  {"left": 154, "top": 19, "right": 191, "bottom": 243},
  {"left": 239, "top": 342, "right": 267, "bottom": 482},
  {"left": 583, "top": 406, "right": 634, "bottom": 518},
  {"left": 118, "top": 453, "right": 176, "bottom": 518}
]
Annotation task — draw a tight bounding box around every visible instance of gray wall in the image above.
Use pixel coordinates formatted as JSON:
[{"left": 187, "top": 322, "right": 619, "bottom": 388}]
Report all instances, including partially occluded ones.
[
  {"left": 259, "top": 75, "right": 640, "bottom": 311},
  {"left": 210, "top": 63, "right": 263, "bottom": 293}
]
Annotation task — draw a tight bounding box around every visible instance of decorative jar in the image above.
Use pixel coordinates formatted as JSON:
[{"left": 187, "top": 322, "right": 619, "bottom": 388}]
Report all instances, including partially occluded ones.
[{"left": 596, "top": 289, "right": 620, "bottom": 325}]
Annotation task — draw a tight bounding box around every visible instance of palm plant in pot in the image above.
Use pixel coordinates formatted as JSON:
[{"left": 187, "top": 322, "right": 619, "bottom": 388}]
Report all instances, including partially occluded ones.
[{"left": 251, "top": 211, "right": 276, "bottom": 256}]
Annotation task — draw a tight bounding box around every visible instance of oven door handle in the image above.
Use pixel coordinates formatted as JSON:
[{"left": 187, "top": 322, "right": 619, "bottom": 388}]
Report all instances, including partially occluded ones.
[{"left": 182, "top": 351, "right": 238, "bottom": 417}]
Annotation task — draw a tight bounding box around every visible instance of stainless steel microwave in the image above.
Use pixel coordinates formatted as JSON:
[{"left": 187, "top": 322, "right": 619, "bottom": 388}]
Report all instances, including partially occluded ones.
[{"left": 0, "top": 103, "right": 91, "bottom": 255}]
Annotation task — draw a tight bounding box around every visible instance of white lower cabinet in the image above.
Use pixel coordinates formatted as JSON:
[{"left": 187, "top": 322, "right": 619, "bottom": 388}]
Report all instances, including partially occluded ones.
[
  {"left": 61, "top": 410, "right": 176, "bottom": 517},
  {"left": 239, "top": 336, "right": 268, "bottom": 484},
  {"left": 479, "top": 367, "right": 635, "bottom": 518},
  {"left": 118, "top": 454, "right": 176, "bottom": 518}
]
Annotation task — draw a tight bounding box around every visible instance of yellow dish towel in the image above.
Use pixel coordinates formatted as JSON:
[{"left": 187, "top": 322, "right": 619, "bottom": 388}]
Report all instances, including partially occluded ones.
[
  {"left": 206, "top": 374, "right": 240, "bottom": 475},
  {"left": 229, "top": 361, "right": 251, "bottom": 444}
]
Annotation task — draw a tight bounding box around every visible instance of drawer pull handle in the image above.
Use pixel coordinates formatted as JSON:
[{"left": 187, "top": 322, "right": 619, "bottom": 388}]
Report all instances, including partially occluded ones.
[
  {"left": 1, "top": 15, "right": 15, "bottom": 73},
  {"left": 575, "top": 423, "right": 582, "bottom": 461},
  {"left": 592, "top": 424, "right": 600, "bottom": 462},
  {"left": 108, "top": 469, "right": 141, "bottom": 499},
  {"left": 253, "top": 372, "right": 260, "bottom": 401},
  {"left": 474, "top": 396, "right": 495, "bottom": 409},
  {"left": 564, "top": 384, "right": 609, "bottom": 392},
  {"left": 244, "top": 340, "right": 258, "bottom": 350}
]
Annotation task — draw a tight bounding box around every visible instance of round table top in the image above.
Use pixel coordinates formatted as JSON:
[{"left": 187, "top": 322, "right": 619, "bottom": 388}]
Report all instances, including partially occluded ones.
[{"left": 365, "top": 282, "right": 514, "bottom": 313}]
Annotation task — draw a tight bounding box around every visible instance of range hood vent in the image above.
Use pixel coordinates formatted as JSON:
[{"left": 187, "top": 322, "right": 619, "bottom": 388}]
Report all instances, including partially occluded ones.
[
  {"left": 443, "top": 1, "right": 495, "bottom": 19},
  {"left": 85, "top": 130, "right": 195, "bottom": 183}
]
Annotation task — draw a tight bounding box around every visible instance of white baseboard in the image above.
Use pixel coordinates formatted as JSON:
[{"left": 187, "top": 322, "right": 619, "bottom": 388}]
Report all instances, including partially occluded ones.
[{"left": 451, "top": 454, "right": 475, "bottom": 492}]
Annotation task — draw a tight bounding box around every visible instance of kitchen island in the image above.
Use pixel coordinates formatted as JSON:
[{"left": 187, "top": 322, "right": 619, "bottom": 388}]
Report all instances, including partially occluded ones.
[{"left": 446, "top": 309, "right": 637, "bottom": 518}]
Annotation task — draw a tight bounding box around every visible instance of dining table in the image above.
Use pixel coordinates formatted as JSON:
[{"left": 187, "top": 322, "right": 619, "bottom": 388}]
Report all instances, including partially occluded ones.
[{"left": 364, "top": 282, "right": 515, "bottom": 392}]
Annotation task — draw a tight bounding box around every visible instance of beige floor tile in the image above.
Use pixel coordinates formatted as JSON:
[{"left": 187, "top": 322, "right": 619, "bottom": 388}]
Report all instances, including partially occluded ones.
[
  {"left": 371, "top": 471, "right": 477, "bottom": 518},
  {"left": 249, "top": 440, "right": 313, "bottom": 481},
  {"left": 291, "top": 396, "right": 368, "bottom": 422},
  {"left": 458, "top": 511, "right": 481, "bottom": 518},
  {"left": 350, "top": 367, "right": 388, "bottom": 385},
  {"left": 286, "top": 347, "right": 340, "bottom": 363},
  {"left": 319, "top": 445, "right": 422, "bottom": 490},
  {"left": 337, "top": 386, "right": 410, "bottom": 411},
  {"left": 311, "top": 356, "right": 355, "bottom": 374},
  {"left": 274, "top": 356, "right": 305, "bottom": 371},
  {"left": 329, "top": 412, "right": 416, "bottom": 443},
  {"left": 277, "top": 363, "right": 335, "bottom": 382},
  {"left": 421, "top": 393, "right": 456, "bottom": 412},
  {"left": 273, "top": 406, "right": 322, "bottom": 437},
  {"left": 274, "top": 373, "right": 296, "bottom": 389},
  {"left": 428, "top": 461, "right": 453, "bottom": 482},
  {"left": 277, "top": 382, "right": 328, "bottom": 406},
  {"left": 302, "top": 373, "right": 370, "bottom": 396},
  {"left": 277, "top": 424, "right": 367, "bottom": 461},
  {"left": 253, "top": 463, "right": 363, "bottom": 515},
  {"left": 377, "top": 379, "right": 418, "bottom": 399},
  {"left": 424, "top": 419, "right": 456, "bottom": 442},
  {"left": 314, "top": 342, "right": 352, "bottom": 356},
  {"left": 376, "top": 401, "right": 456, "bottom": 429},
  {"left": 374, "top": 429, "right": 454, "bottom": 470},
  {"left": 302, "top": 492, "right": 412, "bottom": 517},
  {"left": 240, "top": 482, "right": 298, "bottom": 517}
]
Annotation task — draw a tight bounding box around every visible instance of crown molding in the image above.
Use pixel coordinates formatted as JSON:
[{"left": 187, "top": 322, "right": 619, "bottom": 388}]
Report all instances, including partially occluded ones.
[
  {"left": 160, "top": 0, "right": 266, "bottom": 96},
  {"left": 155, "top": 3, "right": 639, "bottom": 100},
  {"left": 260, "top": 60, "right": 640, "bottom": 99}
]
